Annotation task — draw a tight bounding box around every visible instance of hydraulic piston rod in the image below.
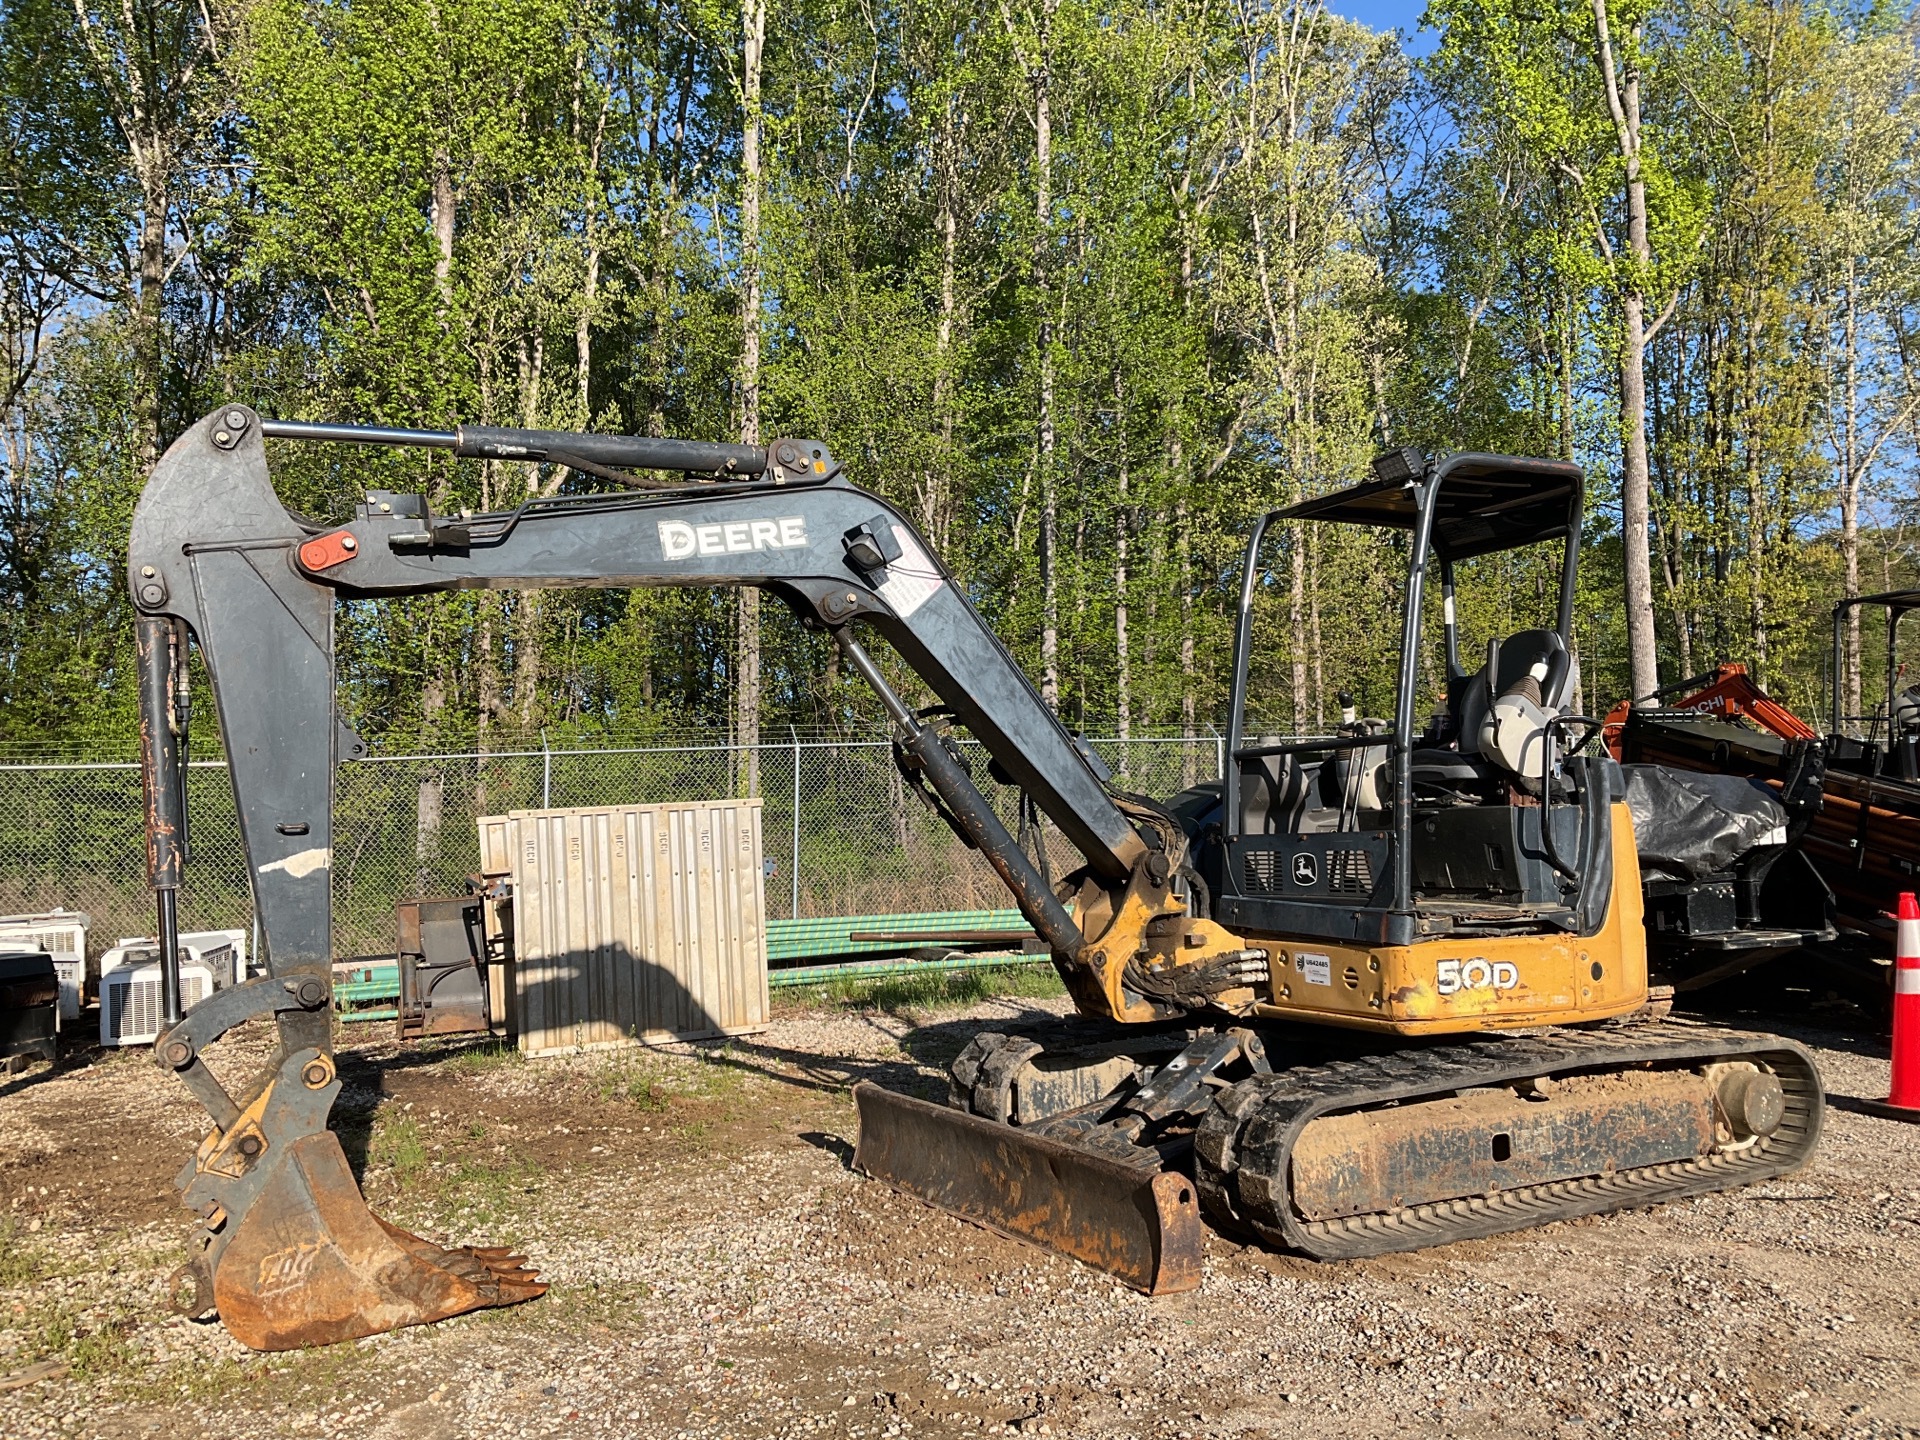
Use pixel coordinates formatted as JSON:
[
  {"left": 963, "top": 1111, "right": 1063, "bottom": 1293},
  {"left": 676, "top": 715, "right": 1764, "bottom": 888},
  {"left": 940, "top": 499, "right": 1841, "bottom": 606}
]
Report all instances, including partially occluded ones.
[
  {"left": 837, "top": 630, "right": 1082, "bottom": 956},
  {"left": 257, "top": 417, "right": 767, "bottom": 475},
  {"left": 136, "top": 615, "right": 187, "bottom": 1026}
]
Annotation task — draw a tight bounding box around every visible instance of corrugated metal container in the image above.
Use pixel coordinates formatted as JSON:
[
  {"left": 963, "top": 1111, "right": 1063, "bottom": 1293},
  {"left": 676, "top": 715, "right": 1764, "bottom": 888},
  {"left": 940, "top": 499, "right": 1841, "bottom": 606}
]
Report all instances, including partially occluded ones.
[{"left": 477, "top": 801, "right": 768, "bottom": 1057}]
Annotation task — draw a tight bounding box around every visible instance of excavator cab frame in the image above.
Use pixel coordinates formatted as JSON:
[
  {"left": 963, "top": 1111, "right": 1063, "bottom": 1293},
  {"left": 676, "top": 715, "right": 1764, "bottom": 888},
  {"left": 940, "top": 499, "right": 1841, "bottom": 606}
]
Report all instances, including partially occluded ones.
[
  {"left": 1220, "top": 449, "right": 1598, "bottom": 950},
  {"left": 1830, "top": 589, "right": 1920, "bottom": 772}
]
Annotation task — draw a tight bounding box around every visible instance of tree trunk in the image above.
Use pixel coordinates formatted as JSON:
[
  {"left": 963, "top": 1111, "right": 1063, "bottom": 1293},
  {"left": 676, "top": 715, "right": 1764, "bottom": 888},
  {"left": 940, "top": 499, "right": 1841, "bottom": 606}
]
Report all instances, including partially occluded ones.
[
  {"left": 577, "top": 238, "right": 599, "bottom": 423},
  {"left": 1175, "top": 224, "right": 1196, "bottom": 777},
  {"left": 736, "top": 0, "right": 767, "bottom": 796},
  {"left": 1594, "top": 0, "right": 1661, "bottom": 701},
  {"left": 1114, "top": 375, "right": 1130, "bottom": 742},
  {"left": 1744, "top": 340, "right": 1768, "bottom": 686},
  {"left": 1559, "top": 291, "right": 1577, "bottom": 463},
  {"left": 514, "top": 335, "right": 546, "bottom": 725},
  {"left": 61, "top": 4, "right": 208, "bottom": 474},
  {"left": 1649, "top": 326, "right": 1692, "bottom": 677},
  {"left": 415, "top": 668, "right": 447, "bottom": 890},
  {"left": 431, "top": 151, "right": 456, "bottom": 313},
  {"left": 1842, "top": 256, "right": 1862, "bottom": 720},
  {"left": 1033, "top": 0, "right": 1060, "bottom": 711},
  {"left": 1309, "top": 527, "right": 1325, "bottom": 731},
  {"left": 1619, "top": 277, "right": 1660, "bottom": 701},
  {"left": 132, "top": 170, "right": 167, "bottom": 475},
  {"left": 925, "top": 93, "right": 958, "bottom": 553},
  {"left": 1288, "top": 531, "right": 1307, "bottom": 733}
]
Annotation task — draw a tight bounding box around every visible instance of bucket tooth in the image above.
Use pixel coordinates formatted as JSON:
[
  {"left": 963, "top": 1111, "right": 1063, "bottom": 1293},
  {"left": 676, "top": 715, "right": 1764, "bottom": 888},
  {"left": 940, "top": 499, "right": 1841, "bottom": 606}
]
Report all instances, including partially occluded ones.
[{"left": 207, "top": 1129, "right": 545, "bottom": 1350}]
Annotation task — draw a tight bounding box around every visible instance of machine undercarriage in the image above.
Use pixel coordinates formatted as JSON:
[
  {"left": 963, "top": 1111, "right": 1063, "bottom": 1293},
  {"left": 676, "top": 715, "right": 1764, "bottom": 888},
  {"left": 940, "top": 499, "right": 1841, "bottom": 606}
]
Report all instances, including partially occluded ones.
[{"left": 857, "top": 1015, "right": 1819, "bottom": 1291}]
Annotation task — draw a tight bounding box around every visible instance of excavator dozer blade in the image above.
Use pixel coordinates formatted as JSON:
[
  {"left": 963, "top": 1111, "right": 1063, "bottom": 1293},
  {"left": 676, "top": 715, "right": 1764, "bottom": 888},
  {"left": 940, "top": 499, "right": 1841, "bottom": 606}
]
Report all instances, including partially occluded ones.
[
  {"left": 176, "top": 1048, "right": 546, "bottom": 1351},
  {"left": 852, "top": 1081, "right": 1203, "bottom": 1295}
]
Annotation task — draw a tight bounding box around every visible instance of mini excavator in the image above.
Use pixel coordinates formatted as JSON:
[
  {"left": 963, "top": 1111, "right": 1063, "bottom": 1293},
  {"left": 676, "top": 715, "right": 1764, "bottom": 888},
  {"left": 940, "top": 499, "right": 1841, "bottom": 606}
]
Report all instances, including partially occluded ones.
[{"left": 131, "top": 412, "right": 1823, "bottom": 1348}]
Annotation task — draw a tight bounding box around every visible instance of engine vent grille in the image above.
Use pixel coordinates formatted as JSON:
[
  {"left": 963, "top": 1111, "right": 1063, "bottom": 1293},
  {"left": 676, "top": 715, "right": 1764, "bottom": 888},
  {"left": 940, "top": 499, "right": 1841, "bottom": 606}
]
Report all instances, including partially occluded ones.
[
  {"left": 1241, "top": 846, "right": 1377, "bottom": 894},
  {"left": 1327, "top": 848, "right": 1374, "bottom": 895}
]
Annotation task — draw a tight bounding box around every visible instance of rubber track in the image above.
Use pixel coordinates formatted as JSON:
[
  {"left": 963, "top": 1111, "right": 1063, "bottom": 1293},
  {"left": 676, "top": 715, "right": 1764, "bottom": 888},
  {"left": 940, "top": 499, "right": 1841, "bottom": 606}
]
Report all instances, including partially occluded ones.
[{"left": 1192, "top": 1021, "right": 1824, "bottom": 1260}]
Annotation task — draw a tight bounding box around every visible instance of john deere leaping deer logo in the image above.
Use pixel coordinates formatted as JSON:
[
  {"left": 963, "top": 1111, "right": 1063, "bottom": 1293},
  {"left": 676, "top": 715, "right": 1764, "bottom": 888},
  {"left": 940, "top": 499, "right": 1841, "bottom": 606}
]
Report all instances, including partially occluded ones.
[
  {"left": 1290, "top": 852, "right": 1318, "bottom": 887},
  {"left": 257, "top": 1240, "right": 329, "bottom": 1295}
]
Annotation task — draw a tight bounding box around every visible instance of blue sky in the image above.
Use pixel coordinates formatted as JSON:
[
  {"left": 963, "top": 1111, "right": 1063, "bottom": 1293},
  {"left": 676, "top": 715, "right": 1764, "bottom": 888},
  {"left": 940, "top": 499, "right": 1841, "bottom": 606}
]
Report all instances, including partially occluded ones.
[{"left": 1330, "top": 0, "right": 1436, "bottom": 50}]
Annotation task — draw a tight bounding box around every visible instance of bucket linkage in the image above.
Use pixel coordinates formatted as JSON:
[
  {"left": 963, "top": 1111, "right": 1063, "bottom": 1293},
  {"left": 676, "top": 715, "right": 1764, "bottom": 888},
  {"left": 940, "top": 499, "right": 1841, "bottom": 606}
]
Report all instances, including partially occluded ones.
[{"left": 157, "top": 974, "right": 544, "bottom": 1351}]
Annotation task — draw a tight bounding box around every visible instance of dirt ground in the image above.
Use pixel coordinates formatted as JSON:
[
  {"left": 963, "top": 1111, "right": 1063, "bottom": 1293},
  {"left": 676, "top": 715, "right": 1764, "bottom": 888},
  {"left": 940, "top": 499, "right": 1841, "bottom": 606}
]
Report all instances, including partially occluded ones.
[{"left": 2, "top": 990, "right": 1918, "bottom": 1440}]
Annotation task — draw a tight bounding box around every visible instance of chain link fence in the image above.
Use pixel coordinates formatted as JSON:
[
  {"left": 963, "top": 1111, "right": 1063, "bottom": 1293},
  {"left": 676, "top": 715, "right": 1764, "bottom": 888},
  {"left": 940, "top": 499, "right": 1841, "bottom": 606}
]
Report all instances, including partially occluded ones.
[{"left": 0, "top": 730, "right": 1225, "bottom": 957}]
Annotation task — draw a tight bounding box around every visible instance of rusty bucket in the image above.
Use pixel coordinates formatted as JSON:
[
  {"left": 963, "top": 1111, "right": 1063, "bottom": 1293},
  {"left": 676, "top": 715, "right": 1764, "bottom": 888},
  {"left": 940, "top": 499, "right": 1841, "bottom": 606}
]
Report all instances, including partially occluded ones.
[{"left": 172, "top": 1046, "right": 546, "bottom": 1351}]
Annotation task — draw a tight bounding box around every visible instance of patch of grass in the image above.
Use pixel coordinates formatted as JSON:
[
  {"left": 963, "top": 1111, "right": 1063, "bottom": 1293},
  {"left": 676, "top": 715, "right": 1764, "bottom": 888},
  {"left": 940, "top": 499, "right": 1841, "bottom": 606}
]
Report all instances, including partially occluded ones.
[
  {"left": 364, "top": 1109, "right": 544, "bottom": 1230},
  {"left": 590, "top": 1042, "right": 749, "bottom": 1109},
  {"left": 550, "top": 1276, "right": 652, "bottom": 1323},
  {"left": 24, "top": 1300, "right": 136, "bottom": 1381},
  {"left": 367, "top": 1114, "right": 430, "bottom": 1185},
  {"left": 439, "top": 1154, "right": 545, "bottom": 1229},
  {"left": 685, "top": 1042, "right": 748, "bottom": 1099},
  {"left": 137, "top": 1355, "right": 261, "bottom": 1404},
  {"left": 593, "top": 1057, "right": 670, "bottom": 1109},
  {"left": 0, "top": 1215, "right": 51, "bottom": 1287},
  {"left": 781, "top": 961, "right": 1065, "bottom": 1013},
  {"left": 136, "top": 1336, "right": 377, "bottom": 1406},
  {"left": 441, "top": 1040, "right": 525, "bottom": 1076}
]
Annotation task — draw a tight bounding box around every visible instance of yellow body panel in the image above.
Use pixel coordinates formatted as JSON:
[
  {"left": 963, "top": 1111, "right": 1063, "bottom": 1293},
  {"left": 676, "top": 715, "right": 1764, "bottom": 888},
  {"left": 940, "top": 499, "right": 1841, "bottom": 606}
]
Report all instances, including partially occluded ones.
[{"left": 1246, "top": 802, "right": 1649, "bottom": 1035}]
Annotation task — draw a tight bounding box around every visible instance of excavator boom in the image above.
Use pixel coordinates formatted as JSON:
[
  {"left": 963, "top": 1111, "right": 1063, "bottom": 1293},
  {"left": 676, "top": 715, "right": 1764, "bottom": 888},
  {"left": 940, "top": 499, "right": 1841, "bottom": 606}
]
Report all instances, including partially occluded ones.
[{"left": 131, "top": 407, "right": 1248, "bottom": 1345}]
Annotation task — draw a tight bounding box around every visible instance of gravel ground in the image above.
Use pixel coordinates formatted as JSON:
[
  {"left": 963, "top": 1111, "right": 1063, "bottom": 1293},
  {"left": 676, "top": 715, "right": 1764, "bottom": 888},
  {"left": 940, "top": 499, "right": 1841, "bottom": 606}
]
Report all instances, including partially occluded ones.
[{"left": 2, "top": 994, "right": 1917, "bottom": 1440}]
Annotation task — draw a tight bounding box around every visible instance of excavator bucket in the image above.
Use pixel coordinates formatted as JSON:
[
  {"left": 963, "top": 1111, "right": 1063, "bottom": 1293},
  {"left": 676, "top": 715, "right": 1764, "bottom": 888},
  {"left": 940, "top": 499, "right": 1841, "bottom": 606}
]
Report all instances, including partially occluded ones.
[
  {"left": 202, "top": 1131, "right": 545, "bottom": 1350},
  {"left": 173, "top": 1047, "right": 546, "bottom": 1351},
  {"left": 851, "top": 1082, "right": 1203, "bottom": 1295}
]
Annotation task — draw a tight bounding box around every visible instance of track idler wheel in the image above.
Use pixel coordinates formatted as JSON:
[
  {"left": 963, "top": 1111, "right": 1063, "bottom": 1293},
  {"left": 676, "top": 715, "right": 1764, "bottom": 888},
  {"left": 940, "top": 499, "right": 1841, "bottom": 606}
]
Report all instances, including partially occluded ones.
[{"left": 177, "top": 1047, "right": 546, "bottom": 1351}]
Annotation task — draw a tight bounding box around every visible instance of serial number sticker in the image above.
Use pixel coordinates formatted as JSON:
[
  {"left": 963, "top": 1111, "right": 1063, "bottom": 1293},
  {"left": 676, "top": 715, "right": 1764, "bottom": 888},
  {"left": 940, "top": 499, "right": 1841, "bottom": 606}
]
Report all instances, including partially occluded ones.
[
  {"left": 875, "top": 525, "right": 944, "bottom": 618},
  {"left": 1297, "top": 952, "right": 1332, "bottom": 987},
  {"left": 1437, "top": 957, "right": 1520, "bottom": 996}
]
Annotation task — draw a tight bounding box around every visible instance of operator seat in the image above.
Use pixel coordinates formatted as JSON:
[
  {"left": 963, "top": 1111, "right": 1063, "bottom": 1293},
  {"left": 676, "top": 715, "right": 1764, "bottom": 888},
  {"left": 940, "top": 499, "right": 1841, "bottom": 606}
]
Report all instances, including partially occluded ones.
[
  {"left": 1457, "top": 628, "right": 1573, "bottom": 751},
  {"left": 1237, "top": 747, "right": 1315, "bottom": 834},
  {"left": 1413, "top": 629, "right": 1574, "bottom": 799}
]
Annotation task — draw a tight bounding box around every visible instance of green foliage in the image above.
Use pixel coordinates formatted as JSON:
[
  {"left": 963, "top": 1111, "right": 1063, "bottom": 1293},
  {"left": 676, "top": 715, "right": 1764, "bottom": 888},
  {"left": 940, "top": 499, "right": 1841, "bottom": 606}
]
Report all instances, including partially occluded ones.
[
  {"left": 1, "top": 0, "right": 1917, "bottom": 760},
  {"left": 367, "top": 1112, "right": 431, "bottom": 1185},
  {"left": 0, "top": 1214, "right": 50, "bottom": 1287}
]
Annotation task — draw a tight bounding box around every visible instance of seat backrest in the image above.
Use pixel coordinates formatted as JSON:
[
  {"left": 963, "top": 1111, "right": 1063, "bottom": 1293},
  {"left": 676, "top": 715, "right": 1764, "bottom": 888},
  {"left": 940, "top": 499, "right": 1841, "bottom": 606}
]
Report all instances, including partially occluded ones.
[
  {"left": 1893, "top": 686, "right": 1920, "bottom": 735},
  {"left": 1237, "top": 749, "right": 1309, "bottom": 835},
  {"left": 1458, "top": 628, "right": 1570, "bottom": 756},
  {"left": 1319, "top": 742, "right": 1390, "bottom": 812}
]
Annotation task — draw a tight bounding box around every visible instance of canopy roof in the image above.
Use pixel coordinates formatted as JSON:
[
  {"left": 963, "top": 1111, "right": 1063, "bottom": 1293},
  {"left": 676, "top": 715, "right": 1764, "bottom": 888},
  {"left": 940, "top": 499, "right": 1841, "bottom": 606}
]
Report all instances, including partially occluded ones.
[
  {"left": 1838, "top": 589, "right": 1920, "bottom": 615},
  {"left": 1273, "top": 452, "right": 1584, "bottom": 561}
]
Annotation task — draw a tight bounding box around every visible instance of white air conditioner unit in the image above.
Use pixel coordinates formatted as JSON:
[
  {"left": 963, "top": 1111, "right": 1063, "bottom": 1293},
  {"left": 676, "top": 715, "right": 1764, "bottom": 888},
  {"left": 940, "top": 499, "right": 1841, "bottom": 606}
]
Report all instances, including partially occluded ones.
[
  {"left": 180, "top": 928, "right": 248, "bottom": 985},
  {"left": 51, "top": 956, "right": 82, "bottom": 1027},
  {"left": 0, "top": 913, "right": 89, "bottom": 1018},
  {"left": 110, "top": 931, "right": 243, "bottom": 989},
  {"left": 99, "top": 957, "right": 213, "bottom": 1047}
]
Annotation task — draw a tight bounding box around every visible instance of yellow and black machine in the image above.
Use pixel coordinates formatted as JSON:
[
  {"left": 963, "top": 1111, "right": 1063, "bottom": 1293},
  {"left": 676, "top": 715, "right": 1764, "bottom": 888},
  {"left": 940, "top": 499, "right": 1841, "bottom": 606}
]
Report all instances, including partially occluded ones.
[
  {"left": 857, "top": 445, "right": 1823, "bottom": 1288},
  {"left": 130, "top": 415, "right": 1821, "bottom": 1346}
]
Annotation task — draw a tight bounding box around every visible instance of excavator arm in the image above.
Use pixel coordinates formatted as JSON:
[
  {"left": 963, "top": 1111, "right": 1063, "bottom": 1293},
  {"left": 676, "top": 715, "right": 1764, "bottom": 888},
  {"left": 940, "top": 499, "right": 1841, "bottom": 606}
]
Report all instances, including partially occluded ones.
[{"left": 129, "top": 406, "right": 1266, "bottom": 1346}]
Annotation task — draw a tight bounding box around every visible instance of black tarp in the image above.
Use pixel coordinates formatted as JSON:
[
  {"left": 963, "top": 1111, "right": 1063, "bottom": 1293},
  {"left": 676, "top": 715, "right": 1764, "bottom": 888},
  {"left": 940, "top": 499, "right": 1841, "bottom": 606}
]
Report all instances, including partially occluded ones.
[{"left": 1622, "top": 764, "right": 1786, "bottom": 881}]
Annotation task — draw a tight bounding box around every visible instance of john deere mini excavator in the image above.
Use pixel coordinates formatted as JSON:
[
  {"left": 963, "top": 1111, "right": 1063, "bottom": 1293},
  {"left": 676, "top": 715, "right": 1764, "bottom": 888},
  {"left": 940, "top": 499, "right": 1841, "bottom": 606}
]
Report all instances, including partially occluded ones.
[{"left": 130, "top": 412, "right": 1822, "bottom": 1349}]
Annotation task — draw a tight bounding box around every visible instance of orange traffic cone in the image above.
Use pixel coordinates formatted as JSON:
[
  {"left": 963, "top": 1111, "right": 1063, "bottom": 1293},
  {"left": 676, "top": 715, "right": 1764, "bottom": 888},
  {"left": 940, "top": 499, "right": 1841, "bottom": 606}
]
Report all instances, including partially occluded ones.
[{"left": 1862, "top": 891, "right": 1920, "bottom": 1123}]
